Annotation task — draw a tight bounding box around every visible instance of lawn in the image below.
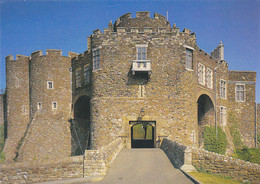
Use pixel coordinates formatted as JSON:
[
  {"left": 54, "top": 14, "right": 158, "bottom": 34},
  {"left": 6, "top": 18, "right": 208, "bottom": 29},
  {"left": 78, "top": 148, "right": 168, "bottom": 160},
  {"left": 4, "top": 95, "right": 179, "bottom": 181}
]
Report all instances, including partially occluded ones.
[{"left": 188, "top": 172, "right": 241, "bottom": 184}]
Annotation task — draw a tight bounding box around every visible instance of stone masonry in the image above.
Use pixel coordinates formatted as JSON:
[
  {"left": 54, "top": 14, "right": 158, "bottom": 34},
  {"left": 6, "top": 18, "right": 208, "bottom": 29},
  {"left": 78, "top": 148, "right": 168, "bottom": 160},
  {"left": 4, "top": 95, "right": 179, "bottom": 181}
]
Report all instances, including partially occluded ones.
[{"left": 2, "top": 11, "right": 257, "bottom": 164}]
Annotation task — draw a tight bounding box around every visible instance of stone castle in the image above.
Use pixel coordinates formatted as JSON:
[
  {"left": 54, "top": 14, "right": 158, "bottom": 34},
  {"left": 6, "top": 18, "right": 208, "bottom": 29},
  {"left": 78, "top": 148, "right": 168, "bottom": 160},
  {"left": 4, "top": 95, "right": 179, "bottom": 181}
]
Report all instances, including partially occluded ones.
[{"left": 2, "top": 11, "right": 258, "bottom": 162}]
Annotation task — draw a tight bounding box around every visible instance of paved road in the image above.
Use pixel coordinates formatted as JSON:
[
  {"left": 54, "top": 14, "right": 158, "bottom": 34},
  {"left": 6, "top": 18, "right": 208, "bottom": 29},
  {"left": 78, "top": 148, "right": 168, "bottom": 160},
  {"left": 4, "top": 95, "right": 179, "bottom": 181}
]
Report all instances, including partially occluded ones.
[{"left": 93, "top": 148, "right": 194, "bottom": 184}]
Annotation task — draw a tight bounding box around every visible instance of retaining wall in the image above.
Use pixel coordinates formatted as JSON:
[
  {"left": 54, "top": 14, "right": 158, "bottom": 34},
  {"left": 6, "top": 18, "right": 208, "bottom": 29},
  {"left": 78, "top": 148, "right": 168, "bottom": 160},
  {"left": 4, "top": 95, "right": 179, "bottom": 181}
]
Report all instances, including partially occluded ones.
[
  {"left": 0, "top": 138, "right": 124, "bottom": 183},
  {"left": 161, "top": 138, "right": 260, "bottom": 184}
]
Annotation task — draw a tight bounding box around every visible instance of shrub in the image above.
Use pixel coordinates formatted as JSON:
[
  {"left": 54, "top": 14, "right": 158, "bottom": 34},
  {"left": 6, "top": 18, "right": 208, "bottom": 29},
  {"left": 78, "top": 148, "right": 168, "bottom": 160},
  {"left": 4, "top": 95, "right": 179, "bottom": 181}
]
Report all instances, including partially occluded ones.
[
  {"left": 235, "top": 148, "right": 260, "bottom": 164},
  {"left": 0, "top": 125, "right": 4, "bottom": 151},
  {"left": 203, "top": 126, "right": 228, "bottom": 155}
]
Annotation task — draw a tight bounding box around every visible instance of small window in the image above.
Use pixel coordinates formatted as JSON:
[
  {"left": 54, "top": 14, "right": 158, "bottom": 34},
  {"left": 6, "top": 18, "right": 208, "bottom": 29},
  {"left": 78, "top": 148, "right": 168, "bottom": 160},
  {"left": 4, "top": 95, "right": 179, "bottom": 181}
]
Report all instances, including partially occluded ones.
[
  {"left": 236, "top": 84, "right": 245, "bottom": 102},
  {"left": 139, "top": 84, "right": 145, "bottom": 98},
  {"left": 220, "top": 106, "right": 227, "bottom": 126},
  {"left": 198, "top": 63, "right": 205, "bottom": 85},
  {"left": 84, "top": 65, "right": 90, "bottom": 84},
  {"left": 206, "top": 68, "right": 213, "bottom": 89},
  {"left": 37, "top": 102, "right": 42, "bottom": 110},
  {"left": 47, "top": 81, "right": 53, "bottom": 89},
  {"left": 185, "top": 49, "right": 193, "bottom": 70},
  {"left": 137, "top": 47, "right": 147, "bottom": 60},
  {"left": 220, "top": 80, "right": 226, "bottom": 99},
  {"left": 93, "top": 49, "right": 100, "bottom": 70},
  {"left": 76, "top": 68, "right": 81, "bottom": 88},
  {"left": 52, "top": 101, "right": 57, "bottom": 109}
]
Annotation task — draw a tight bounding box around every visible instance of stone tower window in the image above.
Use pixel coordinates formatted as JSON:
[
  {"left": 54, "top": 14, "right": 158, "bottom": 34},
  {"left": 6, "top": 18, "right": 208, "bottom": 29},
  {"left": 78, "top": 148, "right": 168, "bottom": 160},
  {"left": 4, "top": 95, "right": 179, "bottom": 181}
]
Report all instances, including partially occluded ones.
[
  {"left": 206, "top": 68, "right": 213, "bottom": 89},
  {"left": 52, "top": 101, "right": 57, "bottom": 109},
  {"left": 47, "top": 81, "right": 53, "bottom": 89},
  {"left": 236, "top": 84, "right": 245, "bottom": 102},
  {"left": 139, "top": 84, "right": 146, "bottom": 97},
  {"left": 198, "top": 63, "right": 205, "bottom": 85},
  {"left": 93, "top": 49, "right": 100, "bottom": 70},
  {"left": 37, "top": 102, "right": 42, "bottom": 110},
  {"left": 220, "top": 79, "right": 226, "bottom": 99},
  {"left": 185, "top": 48, "right": 193, "bottom": 70},
  {"left": 84, "top": 65, "right": 90, "bottom": 84},
  {"left": 220, "top": 106, "right": 227, "bottom": 126},
  {"left": 75, "top": 68, "right": 81, "bottom": 88},
  {"left": 137, "top": 47, "right": 147, "bottom": 60}
]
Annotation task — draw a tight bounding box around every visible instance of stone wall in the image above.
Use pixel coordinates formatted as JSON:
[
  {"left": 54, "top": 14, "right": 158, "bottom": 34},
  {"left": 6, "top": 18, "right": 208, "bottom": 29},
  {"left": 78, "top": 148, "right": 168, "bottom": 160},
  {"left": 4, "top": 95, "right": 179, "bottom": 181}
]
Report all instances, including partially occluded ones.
[
  {"left": 0, "top": 94, "right": 4, "bottom": 127},
  {"left": 0, "top": 156, "right": 84, "bottom": 183},
  {"left": 228, "top": 71, "right": 257, "bottom": 147},
  {"left": 4, "top": 55, "right": 30, "bottom": 162},
  {"left": 160, "top": 137, "right": 186, "bottom": 168},
  {"left": 0, "top": 138, "right": 124, "bottom": 183},
  {"left": 161, "top": 138, "right": 260, "bottom": 184}
]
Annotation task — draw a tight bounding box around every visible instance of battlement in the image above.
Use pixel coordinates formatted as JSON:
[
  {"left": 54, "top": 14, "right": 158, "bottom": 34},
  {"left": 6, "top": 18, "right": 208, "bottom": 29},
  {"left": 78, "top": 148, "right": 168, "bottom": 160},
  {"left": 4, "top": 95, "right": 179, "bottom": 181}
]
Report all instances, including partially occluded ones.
[
  {"left": 5, "top": 55, "right": 30, "bottom": 62},
  {"left": 91, "top": 12, "right": 196, "bottom": 41},
  {"left": 136, "top": 11, "right": 150, "bottom": 18},
  {"left": 46, "top": 49, "right": 62, "bottom": 56}
]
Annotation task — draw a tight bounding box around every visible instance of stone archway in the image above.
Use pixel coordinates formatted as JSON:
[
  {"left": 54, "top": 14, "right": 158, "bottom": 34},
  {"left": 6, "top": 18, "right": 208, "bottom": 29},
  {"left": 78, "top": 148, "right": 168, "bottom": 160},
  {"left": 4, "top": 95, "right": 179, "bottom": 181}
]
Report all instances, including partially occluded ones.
[
  {"left": 197, "top": 94, "right": 215, "bottom": 147},
  {"left": 130, "top": 121, "right": 156, "bottom": 148},
  {"left": 71, "top": 95, "right": 91, "bottom": 155}
]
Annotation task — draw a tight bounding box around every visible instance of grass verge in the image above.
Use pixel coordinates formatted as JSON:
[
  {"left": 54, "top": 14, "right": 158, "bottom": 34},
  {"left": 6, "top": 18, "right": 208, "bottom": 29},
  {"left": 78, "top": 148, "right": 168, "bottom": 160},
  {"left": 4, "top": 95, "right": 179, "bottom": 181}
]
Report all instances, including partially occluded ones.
[{"left": 188, "top": 172, "right": 241, "bottom": 184}]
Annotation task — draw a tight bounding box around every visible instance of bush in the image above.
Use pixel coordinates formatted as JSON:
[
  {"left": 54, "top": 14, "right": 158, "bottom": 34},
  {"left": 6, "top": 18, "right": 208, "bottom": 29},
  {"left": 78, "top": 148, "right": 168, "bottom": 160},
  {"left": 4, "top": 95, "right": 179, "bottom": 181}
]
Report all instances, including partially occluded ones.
[
  {"left": 0, "top": 125, "right": 4, "bottom": 151},
  {"left": 0, "top": 151, "right": 5, "bottom": 163},
  {"left": 203, "top": 126, "right": 228, "bottom": 154},
  {"left": 234, "top": 148, "right": 260, "bottom": 164},
  {"left": 232, "top": 129, "right": 243, "bottom": 148},
  {"left": 228, "top": 112, "right": 244, "bottom": 148}
]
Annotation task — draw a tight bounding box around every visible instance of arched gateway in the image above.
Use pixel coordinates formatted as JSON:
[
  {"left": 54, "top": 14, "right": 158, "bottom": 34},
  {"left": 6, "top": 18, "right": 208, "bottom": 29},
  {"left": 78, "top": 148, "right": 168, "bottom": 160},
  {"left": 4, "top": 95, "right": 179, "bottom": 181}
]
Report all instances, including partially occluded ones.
[
  {"left": 71, "top": 96, "right": 91, "bottom": 155},
  {"left": 197, "top": 94, "right": 215, "bottom": 147}
]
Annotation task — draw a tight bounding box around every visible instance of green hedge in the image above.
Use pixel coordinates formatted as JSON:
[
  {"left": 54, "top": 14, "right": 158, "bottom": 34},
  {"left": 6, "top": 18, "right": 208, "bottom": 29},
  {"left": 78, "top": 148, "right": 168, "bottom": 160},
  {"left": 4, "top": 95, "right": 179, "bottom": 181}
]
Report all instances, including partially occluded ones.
[{"left": 203, "top": 126, "right": 228, "bottom": 155}]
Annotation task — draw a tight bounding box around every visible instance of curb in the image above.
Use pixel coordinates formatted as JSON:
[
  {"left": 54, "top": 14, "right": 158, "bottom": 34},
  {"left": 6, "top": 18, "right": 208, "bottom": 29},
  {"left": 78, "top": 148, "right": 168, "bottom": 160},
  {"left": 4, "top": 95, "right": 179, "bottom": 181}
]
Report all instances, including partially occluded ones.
[
  {"left": 180, "top": 169, "right": 201, "bottom": 184},
  {"left": 35, "top": 176, "right": 104, "bottom": 184}
]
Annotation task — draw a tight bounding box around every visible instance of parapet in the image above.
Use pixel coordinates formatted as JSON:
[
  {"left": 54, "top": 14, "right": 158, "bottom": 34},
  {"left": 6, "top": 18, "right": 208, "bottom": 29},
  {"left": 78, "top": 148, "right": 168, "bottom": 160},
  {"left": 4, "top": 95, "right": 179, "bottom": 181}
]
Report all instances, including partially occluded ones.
[
  {"left": 5, "top": 55, "right": 30, "bottom": 62},
  {"left": 68, "top": 51, "right": 79, "bottom": 59},
  {"left": 228, "top": 70, "right": 256, "bottom": 82},
  {"left": 31, "top": 50, "right": 43, "bottom": 58},
  {"left": 136, "top": 11, "right": 150, "bottom": 18},
  {"left": 46, "top": 49, "right": 62, "bottom": 56},
  {"left": 5, "top": 55, "right": 14, "bottom": 62}
]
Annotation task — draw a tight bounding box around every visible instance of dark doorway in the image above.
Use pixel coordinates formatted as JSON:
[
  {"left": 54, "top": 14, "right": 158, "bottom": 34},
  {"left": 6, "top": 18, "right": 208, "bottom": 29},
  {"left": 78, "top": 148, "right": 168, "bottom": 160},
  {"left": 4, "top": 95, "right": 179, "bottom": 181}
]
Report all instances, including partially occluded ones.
[
  {"left": 197, "top": 94, "right": 215, "bottom": 147},
  {"left": 130, "top": 121, "right": 155, "bottom": 148},
  {"left": 71, "top": 96, "right": 91, "bottom": 155}
]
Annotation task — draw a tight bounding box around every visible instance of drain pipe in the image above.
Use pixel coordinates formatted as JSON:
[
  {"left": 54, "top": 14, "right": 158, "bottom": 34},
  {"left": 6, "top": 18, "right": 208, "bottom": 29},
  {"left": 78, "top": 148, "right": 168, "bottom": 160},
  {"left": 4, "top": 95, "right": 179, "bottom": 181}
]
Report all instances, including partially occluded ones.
[
  {"left": 215, "top": 68, "right": 218, "bottom": 139},
  {"left": 70, "top": 118, "right": 85, "bottom": 177}
]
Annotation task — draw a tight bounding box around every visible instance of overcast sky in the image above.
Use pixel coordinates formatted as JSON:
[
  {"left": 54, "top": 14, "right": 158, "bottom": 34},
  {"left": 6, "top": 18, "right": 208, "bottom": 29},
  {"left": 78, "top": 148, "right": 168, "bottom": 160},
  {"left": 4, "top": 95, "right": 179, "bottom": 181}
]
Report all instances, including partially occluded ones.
[{"left": 0, "top": 0, "right": 259, "bottom": 102}]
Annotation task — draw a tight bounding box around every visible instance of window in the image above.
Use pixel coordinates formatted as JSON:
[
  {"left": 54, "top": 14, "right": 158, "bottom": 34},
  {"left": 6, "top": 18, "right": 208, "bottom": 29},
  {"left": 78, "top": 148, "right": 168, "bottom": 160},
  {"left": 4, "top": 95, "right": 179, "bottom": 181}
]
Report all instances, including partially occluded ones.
[
  {"left": 206, "top": 68, "right": 213, "bottom": 89},
  {"left": 37, "top": 102, "right": 42, "bottom": 110},
  {"left": 198, "top": 63, "right": 205, "bottom": 85},
  {"left": 137, "top": 47, "right": 147, "bottom": 60},
  {"left": 47, "top": 81, "right": 53, "bottom": 89},
  {"left": 84, "top": 65, "right": 90, "bottom": 84},
  {"left": 236, "top": 84, "right": 245, "bottom": 102},
  {"left": 93, "top": 49, "right": 100, "bottom": 70},
  {"left": 52, "top": 101, "right": 57, "bottom": 109},
  {"left": 185, "top": 49, "right": 193, "bottom": 70},
  {"left": 139, "top": 85, "right": 145, "bottom": 97},
  {"left": 220, "top": 106, "right": 227, "bottom": 126},
  {"left": 76, "top": 68, "right": 81, "bottom": 88},
  {"left": 220, "top": 80, "right": 226, "bottom": 99}
]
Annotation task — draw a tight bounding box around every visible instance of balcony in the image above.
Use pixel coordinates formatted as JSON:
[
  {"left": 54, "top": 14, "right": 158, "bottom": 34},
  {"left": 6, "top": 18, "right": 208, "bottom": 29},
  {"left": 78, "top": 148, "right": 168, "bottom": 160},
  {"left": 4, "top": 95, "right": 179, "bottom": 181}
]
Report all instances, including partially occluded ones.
[{"left": 132, "top": 60, "right": 151, "bottom": 75}]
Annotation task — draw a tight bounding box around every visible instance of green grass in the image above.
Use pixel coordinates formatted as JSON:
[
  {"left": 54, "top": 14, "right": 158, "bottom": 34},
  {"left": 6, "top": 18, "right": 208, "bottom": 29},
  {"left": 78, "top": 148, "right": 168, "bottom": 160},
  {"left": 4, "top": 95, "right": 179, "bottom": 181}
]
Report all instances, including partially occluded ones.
[{"left": 188, "top": 172, "right": 241, "bottom": 184}]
